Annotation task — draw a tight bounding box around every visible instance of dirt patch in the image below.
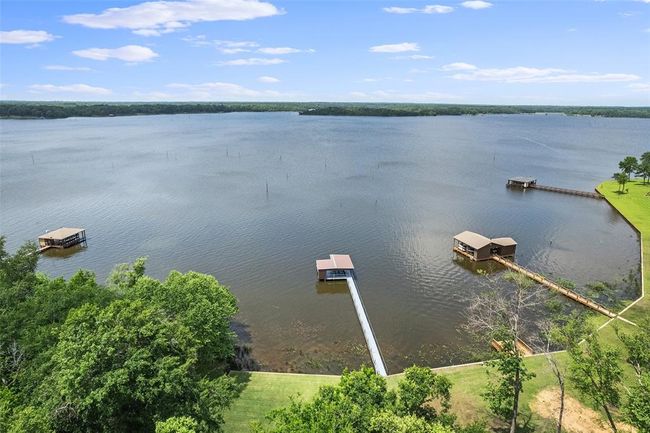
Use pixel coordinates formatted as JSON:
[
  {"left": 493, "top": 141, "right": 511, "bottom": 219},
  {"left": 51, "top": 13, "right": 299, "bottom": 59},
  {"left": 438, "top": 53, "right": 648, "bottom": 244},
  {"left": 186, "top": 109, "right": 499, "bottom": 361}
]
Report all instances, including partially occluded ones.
[{"left": 531, "top": 388, "right": 636, "bottom": 433}]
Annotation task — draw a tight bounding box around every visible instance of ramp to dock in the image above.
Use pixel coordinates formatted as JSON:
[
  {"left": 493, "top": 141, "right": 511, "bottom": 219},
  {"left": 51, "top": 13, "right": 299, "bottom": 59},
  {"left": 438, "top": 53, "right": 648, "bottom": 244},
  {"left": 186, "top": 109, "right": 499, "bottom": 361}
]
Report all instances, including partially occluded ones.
[
  {"left": 346, "top": 275, "right": 388, "bottom": 376},
  {"left": 531, "top": 184, "right": 603, "bottom": 199},
  {"left": 490, "top": 255, "right": 636, "bottom": 325}
]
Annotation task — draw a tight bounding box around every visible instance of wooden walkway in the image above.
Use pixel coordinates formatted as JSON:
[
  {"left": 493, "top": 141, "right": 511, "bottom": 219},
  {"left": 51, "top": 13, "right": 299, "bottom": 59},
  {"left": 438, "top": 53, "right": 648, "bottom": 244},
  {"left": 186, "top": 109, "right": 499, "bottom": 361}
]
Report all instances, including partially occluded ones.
[
  {"left": 491, "top": 255, "right": 636, "bottom": 325},
  {"left": 453, "top": 247, "right": 635, "bottom": 325},
  {"left": 530, "top": 184, "right": 603, "bottom": 199},
  {"left": 345, "top": 275, "right": 388, "bottom": 376}
]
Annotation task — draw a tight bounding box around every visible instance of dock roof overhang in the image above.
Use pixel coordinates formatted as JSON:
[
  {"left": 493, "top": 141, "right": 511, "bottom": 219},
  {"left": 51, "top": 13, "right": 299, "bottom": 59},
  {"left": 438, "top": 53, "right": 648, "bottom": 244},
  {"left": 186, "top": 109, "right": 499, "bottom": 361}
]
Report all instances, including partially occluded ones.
[
  {"left": 38, "top": 227, "right": 84, "bottom": 241},
  {"left": 316, "top": 254, "right": 354, "bottom": 271},
  {"left": 508, "top": 176, "right": 537, "bottom": 183},
  {"left": 491, "top": 237, "right": 517, "bottom": 247},
  {"left": 453, "top": 231, "right": 492, "bottom": 249}
]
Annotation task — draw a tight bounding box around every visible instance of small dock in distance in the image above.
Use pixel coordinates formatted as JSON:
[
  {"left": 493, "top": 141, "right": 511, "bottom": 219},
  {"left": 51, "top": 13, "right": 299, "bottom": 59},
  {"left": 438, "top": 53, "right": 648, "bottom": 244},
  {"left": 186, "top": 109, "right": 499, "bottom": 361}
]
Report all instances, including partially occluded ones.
[
  {"left": 507, "top": 177, "right": 603, "bottom": 199},
  {"left": 316, "top": 254, "right": 388, "bottom": 377}
]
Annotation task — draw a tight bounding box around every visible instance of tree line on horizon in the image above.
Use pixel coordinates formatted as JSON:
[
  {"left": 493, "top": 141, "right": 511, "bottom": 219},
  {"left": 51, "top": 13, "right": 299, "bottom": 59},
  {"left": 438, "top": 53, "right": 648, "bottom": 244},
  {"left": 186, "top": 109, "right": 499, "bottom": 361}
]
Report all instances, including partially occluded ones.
[{"left": 0, "top": 102, "right": 649, "bottom": 119}]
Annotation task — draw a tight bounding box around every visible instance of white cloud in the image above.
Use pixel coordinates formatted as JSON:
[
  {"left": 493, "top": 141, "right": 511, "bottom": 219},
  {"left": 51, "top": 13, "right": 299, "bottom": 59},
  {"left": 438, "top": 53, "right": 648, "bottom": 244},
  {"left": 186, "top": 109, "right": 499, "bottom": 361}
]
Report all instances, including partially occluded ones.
[
  {"left": 29, "top": 83, "right": 111, "bottom": 95},
  {"left": 183, "top": 37, "right": 264, "bottom": 53},
  {"left": 0, "top": 30, "right": 56, "bottom": 45},
  {"left": 44, "top": 65, "right": 93, "bottom": 71},
  {"left": 257, "top": 75, "right": 280, "bottom": 83},
  {"left": 258, "top": 47, "right": 315, "bottom": 54},
  {"left": 401, "top": 54, "right": 434, "bottom": 60},
  {"left": 440, "top": 62, "right": 477, "bottom": 71},
  {"left": 383, "top": 5, "right": 454, "bottom": 14},
  {"left": 629, "top": 83, "right": 650, "bottom": 92},
  {"left": 73, "top": 45, "right": 159, "bottom": 62},
  {"left": 348, "top": 89, "right": 459, "bottom": 102},
  {"left": 63, "top": 0, "right": 282, "bottom": 36},
  {"left": 461, "top": 1, "right": 493, "bottom": 10},
  {"left": 370, "top": 42, "right": 420, "bottom": 53},
  {"left": 166, "top": 81, "right": 282, "bottom": 99},
  {"left": 218, "top": 57, "right": 285, "bottom": 66},
  {"left": 446, "top": 64, "right": 640, "bottom": 83}
]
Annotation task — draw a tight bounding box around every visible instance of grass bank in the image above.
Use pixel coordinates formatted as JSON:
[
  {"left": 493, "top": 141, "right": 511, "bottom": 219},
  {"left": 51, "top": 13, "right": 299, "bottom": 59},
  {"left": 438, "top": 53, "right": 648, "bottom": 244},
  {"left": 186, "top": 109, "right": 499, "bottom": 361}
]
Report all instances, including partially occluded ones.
[{"left": 223, "top": 179, "right": 647, "bottom": 432}]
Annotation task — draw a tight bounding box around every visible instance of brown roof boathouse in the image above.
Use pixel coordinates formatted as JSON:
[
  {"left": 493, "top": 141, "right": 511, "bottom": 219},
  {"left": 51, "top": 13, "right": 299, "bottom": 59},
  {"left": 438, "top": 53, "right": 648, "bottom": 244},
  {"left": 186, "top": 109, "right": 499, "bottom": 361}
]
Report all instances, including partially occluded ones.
[
  {"left": 38, "top": 227, "right": 87, "bottom": 252},
  {"left": 453, "top": 231, "right": 517, "bottom": 261}
]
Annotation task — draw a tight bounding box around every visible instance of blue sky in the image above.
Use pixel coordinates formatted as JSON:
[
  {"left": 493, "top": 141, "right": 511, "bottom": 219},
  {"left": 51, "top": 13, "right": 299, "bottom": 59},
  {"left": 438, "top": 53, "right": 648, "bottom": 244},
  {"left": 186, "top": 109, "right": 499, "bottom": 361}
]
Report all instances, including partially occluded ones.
[{"left": 1, "top": 0, "right": 649, "bottom": 105}]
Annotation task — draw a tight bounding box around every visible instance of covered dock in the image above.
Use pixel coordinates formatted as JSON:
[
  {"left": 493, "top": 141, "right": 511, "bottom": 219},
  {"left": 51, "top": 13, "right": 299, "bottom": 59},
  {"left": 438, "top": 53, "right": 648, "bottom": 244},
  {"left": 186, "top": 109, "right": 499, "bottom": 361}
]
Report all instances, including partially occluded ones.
[
  {"left": 507, "top": 177, "right": 537, "bottom": 188},
  {"left": 316, "top": 254, "right": 387, "bottom": 376},
  {"left": 38, "top": 227, "right": 86, "bottom": 252},
  {"left": 316, "top": 254, "right": 355, "bottom": 280},
  {"left": 453, "top": 231, "right": 517, "bottom": 261}
]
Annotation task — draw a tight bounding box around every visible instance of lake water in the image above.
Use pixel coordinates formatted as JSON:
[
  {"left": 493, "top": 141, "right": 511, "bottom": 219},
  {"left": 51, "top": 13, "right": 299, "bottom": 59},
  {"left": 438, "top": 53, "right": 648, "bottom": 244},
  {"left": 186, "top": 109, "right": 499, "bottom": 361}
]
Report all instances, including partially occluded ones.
[{"left": 1, "top": 113, "right": 646, "bottom": 374}]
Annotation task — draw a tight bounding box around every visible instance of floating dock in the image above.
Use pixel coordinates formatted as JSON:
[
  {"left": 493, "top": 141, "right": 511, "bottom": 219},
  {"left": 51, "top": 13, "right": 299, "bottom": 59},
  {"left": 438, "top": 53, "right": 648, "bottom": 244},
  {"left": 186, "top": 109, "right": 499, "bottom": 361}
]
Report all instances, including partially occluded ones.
[
  {"left": 316, "top": 254, "right": 388, "bottom": 376},
  {"left": 507, "top": 177, "right": 603, "bottom": 199}
]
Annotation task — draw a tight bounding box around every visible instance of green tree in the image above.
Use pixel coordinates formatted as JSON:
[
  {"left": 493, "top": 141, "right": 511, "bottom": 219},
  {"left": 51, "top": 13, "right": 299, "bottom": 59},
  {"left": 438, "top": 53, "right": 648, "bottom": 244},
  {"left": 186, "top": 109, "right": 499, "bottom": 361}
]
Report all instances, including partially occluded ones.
[
  {"left": 613, "top": 172, "right": 628, "bottom": 193},
  {"left": 618, "top": 319, "right": 650, "bottom": 431},
  {"left": 636, "top": 159, "right": 650, "bottom": 184},
  {"left": 465, "top": 271, "right": 543, "bottom": 433},
  {"left": 45, "top": 299, "right": 236, "bottom": 433},
  {"left": 618, "top": 156, "right": 638, "bottom": 180},
  {"left": 256, "top": 366, "right": 467, "bottom": 433},
  {"left": 397, "top": 366, "right": 452, "bottom": 422},
  {"left": 568, "top": 335, "right": 622, "bottom": 432},
  {"left": 155, "top": 416, "right": 199, "bottom": 433}
]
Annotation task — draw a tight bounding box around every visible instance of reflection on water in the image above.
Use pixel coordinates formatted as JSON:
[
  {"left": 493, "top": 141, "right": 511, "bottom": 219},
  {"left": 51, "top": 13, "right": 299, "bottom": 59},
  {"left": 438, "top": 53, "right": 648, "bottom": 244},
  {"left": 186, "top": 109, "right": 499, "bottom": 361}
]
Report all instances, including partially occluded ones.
[{"left": 1, "top": 113, "right": 646, "bottom": 373}]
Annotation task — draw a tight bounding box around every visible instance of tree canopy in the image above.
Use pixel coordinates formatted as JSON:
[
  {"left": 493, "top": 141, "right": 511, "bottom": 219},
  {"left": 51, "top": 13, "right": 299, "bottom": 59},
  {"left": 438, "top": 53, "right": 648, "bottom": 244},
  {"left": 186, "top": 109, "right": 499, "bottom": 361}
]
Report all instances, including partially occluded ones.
[{"left": 0, "top": 237, "right": 239, "bottom": 433}]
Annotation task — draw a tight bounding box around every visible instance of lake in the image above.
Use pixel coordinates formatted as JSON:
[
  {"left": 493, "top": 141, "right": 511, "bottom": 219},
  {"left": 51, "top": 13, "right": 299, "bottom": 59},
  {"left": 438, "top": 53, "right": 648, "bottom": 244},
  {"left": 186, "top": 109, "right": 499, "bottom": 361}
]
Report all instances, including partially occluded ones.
[{"left": 0, "top": 112, "right": 646, "bottom": 373}]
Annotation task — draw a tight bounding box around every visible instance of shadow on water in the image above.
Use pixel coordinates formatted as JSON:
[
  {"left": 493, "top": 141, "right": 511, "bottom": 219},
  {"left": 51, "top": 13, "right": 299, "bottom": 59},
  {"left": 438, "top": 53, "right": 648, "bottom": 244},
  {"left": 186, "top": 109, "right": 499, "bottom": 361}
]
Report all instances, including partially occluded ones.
[
  {"left": 452, "top": 254, "right": 505, "bottom": 275},
  {"left": 315, "top": 280, "right": 350, "bottom": 295},
  {"left": 230, "top": 321, "right": 260, "bottom": 371},
  {"left": 40, "top": 243, "right": 87, "bottom": 259}
]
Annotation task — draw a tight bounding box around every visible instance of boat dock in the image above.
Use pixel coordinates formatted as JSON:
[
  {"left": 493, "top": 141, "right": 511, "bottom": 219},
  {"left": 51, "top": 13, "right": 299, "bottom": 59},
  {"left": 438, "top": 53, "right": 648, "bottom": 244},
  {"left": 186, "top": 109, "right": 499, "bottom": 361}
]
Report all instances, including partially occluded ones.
[
  {"left": 38, "top": 227, "right": 87, "bottom": 253},
  {"left": 507, "top": 177, "right": 603, "bottom": 199},
  {"left": 316, "top": 255, "right": 388, "bottom": 376}
]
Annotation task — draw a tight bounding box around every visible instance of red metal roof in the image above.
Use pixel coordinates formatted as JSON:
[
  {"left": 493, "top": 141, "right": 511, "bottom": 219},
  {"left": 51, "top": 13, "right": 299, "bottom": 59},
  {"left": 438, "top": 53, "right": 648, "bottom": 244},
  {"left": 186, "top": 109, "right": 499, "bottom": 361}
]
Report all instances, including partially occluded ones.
[{"left": 316, "top": 254, "right": 354, "bottom": 270}]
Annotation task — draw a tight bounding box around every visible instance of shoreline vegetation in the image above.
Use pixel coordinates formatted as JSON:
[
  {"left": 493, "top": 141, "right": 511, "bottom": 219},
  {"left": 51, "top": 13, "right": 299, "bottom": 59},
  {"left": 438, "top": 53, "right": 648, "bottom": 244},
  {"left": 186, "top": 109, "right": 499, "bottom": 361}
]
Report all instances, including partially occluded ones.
[
  {"left": 1, "top": 101, "right": 649, "bottom": 119},
  {"left": 222, "top": 178, "right": 648, "bottom": 432}
]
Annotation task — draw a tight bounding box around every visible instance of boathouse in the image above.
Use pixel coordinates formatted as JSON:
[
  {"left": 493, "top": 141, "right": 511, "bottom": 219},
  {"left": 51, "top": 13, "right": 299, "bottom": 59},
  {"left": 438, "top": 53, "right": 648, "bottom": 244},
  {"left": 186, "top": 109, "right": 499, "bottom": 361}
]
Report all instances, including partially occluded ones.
[
  {"left": 316, "top": 254, "right": 355, "bottom": 280},
  {"left": 507, "top": 176, "right": 537, "bottom": 188},
  {"left": 453, "top": 231, "right": 517, "bottom": 261},
  {"left": 38, "top": 227, "right": 86, "bottom": 251}
]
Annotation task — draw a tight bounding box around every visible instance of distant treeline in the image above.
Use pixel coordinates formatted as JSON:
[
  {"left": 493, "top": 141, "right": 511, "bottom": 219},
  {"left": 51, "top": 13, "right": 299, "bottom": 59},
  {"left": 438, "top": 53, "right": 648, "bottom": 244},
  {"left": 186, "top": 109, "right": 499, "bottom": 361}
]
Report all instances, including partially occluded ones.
[{"left": 1, "top": 101, "right": 649, "bottom": 119}]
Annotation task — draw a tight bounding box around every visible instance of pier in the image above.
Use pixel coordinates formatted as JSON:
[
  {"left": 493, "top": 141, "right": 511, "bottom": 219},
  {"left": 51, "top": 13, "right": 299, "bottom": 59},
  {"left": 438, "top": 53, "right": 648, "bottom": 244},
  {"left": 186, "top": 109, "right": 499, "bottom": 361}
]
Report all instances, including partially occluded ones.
[
  {"left": 316, "top": 255, "right": 388, "bottom": 376},
  {"left": 453, "top": 245, "right": 635, "bottom": 325},
  {"left": 507, "top": 177, "right": 603, "bottom": 199}
]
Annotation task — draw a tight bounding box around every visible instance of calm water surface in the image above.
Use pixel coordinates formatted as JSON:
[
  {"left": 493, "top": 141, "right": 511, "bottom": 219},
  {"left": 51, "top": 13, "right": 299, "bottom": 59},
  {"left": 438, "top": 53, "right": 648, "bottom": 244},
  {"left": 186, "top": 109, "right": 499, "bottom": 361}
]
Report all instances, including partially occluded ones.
[{"left": 1, "top": 113, "right": 646, "bottom": 373}]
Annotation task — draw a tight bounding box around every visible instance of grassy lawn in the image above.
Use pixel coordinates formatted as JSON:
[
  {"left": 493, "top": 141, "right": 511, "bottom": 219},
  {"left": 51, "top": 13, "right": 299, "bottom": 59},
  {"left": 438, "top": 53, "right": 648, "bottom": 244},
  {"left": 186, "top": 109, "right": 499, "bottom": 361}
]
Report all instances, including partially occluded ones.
[{"left": 223, "top": 179, "right": 647, "bottom": 433}]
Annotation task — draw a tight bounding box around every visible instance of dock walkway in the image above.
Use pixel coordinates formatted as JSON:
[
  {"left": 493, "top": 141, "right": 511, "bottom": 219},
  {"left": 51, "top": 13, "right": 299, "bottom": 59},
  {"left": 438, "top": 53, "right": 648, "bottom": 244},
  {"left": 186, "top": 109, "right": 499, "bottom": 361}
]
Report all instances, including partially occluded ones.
[
  {"left": 531, "top": 184, "right": 603, "bottom": 199},
  {"left": 454, "top": 247, "right": 635, "bottom": 325},
  {"left": 345, "top": 275, "right": 388, "bottom": 376}
]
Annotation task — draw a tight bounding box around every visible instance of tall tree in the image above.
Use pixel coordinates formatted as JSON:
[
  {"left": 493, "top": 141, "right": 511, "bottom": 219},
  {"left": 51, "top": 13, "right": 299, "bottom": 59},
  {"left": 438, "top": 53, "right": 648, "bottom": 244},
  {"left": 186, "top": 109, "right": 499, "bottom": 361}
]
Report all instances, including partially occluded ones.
[
  {"left": 567, "top": 335, "right": 622, "bottom": 432},
  {"left": 613, "top": 172, "right": 628, "bottom": 193},
  {"left": 618, "top": 319, "right": 650, "bottom": 432},
  {"left": 618, "top": 156, "right": 639, "bottom": 180},
  {"left": 530, "top": 311, "right": 587, "bottom": 433},
  {"left": 465, "top": 271, "right": 545, "bottom": 433}
]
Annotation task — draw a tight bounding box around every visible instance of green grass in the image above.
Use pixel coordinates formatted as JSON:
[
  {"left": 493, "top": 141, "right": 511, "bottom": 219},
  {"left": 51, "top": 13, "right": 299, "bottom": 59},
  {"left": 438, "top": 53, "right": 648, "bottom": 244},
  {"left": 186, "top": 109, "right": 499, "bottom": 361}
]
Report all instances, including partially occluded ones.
[
  {"left": 223, "top": 179, "right": 648, "bottom": 433},
  {"left": 597, "top": 179, "right": 649, "bottom": 324},
  {"left": 224, "top": 372, "right": 340, "bottom": 432}
]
